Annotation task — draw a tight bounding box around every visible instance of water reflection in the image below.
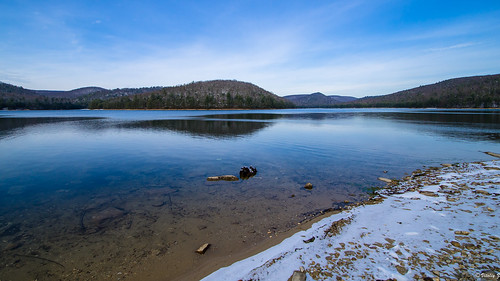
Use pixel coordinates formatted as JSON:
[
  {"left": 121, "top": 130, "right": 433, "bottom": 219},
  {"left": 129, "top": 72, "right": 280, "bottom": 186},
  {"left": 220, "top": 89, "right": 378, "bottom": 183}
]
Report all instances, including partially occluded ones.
[
  {"left": 122, "top": 119, "right": 272, "bottom": 138},
  {"left": 230, "top": 111, "right": 500, "bottom": 142},
  {"left": 364, "top": 111, "right": 500, "bottom": 125},
  {"left": 360, "top": 112, "right": 500, "bottom": 141},
  {"left": 0, "top": 117, "right": 102, "bottom": 139},
  {"left": 201, "top": 113, "right": 285, "bottom": 120}
]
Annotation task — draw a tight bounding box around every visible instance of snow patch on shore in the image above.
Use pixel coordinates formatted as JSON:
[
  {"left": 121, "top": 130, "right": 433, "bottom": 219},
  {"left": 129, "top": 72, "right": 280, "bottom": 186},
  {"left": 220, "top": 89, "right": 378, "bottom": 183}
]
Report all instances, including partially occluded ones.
[{"left": 202, "top": 161, "right": 500, "bottom": 280}]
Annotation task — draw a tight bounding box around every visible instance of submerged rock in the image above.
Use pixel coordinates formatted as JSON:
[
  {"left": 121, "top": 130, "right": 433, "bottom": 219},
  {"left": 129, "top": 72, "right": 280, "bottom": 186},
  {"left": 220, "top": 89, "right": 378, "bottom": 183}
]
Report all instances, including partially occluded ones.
[
  {"left": 3, "top": 241, "right": 22, "bottom": 251},
  {"left": 90, "top": 207, "right": 125, "bottom": 225},
  {"left": 82, "top": 207, "right": 127, "bottom": 233},
  {"left": 304, "top": 183, "right": 313, "bottom": 190},
  {"left": 239, "top": 166, "right": 257, "bottom": 180}
]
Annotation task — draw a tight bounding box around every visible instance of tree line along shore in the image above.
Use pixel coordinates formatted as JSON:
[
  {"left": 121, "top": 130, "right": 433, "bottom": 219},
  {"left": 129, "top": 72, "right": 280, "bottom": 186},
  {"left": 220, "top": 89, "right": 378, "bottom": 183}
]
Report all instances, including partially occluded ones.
[{"left": 1, "top": 74, "right": 499, "bottom": 110}]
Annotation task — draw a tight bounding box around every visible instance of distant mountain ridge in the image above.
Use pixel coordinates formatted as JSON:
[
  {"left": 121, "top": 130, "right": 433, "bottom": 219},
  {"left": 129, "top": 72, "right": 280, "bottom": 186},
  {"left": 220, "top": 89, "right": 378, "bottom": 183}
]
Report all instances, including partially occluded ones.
[
  {"left": 342, "top": 74, "right": 500, "bottom": 108},
  {"left": 34, "top": 87, "right": 106, "bottom": 98},
  {"left": 284, "top": 92, "right": 357, "bottom": 107}
]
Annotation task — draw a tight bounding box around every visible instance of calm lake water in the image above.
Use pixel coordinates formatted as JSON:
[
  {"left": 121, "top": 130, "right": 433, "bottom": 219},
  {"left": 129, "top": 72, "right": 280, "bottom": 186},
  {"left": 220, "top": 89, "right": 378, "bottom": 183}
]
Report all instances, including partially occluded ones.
[{"left": 0, "top": 108, "right": 499, "bottom": 280}]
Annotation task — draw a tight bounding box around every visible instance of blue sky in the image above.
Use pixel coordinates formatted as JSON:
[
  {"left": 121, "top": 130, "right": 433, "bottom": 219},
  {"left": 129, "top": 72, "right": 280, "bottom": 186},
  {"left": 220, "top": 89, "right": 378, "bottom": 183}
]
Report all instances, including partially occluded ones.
[{"left": 1, "top": 0, "right": 499, "bottom": 97}]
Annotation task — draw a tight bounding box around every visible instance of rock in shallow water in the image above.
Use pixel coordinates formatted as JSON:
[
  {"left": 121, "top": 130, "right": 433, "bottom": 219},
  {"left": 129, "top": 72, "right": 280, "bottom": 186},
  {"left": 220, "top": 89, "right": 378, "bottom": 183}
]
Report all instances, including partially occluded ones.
[
  {"left": 304, "top": 183, "right": 313, "bottom": 190},
  {"left": 239, "top": 166, "right": 257, "bottom": 180},
  {"left": 378, "top": 177, "right": 393, "bottom": 184},
  {"left": 196, "top": 243, "right": 210, "bottom": 254},
  {"left": 82, "top": 207, "right": 127, "bottom": 233},
  {"left": 90, "top": 207, "right": 125, "bottom": 225}
]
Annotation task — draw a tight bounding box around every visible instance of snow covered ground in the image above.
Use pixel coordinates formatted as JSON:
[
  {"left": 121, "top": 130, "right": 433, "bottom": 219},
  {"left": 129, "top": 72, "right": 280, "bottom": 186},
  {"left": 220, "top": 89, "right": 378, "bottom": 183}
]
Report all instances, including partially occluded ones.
[{"left": 202, "top": 160, "right": 499, "bottom": 281}]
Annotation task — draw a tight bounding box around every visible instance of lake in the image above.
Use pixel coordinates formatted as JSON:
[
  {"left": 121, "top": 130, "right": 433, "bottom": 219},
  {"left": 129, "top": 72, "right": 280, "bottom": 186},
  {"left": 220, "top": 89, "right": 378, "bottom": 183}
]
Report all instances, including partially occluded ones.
[{"left": 0, "top": 108, "right": 499, "bottom": 280}]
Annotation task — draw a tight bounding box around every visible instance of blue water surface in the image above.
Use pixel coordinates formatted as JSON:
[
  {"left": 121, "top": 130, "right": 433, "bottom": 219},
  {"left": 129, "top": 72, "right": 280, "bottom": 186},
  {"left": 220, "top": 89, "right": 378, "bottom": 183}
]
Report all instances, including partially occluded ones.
[
  {"left": 0, "top": 108, "right": 499, "bottom": 279},
  {"left": 1, "top": 108, "right": 499, "bottom": 204}
]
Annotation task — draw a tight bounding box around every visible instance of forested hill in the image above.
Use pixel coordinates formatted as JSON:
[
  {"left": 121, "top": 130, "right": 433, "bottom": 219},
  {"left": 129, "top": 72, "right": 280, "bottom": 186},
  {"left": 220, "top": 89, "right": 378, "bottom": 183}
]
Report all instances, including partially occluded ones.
[
  {"left": 88, "top": 80, "right": 294, "bottom": 109},
  {"left": 284, "top": 92, "right": 357, "bottom": 107},
  {"left": 3, "top": 74, "right": 499, "bottom": 110},
  {"left": 342, "top": 74, "right": 500, "bottom": 108},
  {"left": 0, "top": 80, "right": 294, "bottom": 110},
  {"left": 0, "top": 82, "right": 88, "bottom": 109}
]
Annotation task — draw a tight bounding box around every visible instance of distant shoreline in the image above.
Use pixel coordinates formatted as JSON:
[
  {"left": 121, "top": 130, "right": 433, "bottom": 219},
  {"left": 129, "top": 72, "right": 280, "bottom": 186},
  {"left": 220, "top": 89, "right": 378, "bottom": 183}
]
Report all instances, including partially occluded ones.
[{"left": 2, "top": 107, "right": 499, "bottom": 111}]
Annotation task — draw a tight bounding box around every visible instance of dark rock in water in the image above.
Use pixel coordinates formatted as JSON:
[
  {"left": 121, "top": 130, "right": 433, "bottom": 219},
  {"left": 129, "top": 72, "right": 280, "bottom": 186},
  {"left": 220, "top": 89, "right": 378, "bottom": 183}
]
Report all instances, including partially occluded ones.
[
  {"left": 239, "top": 166, "right": 257, "bottom": 180},
  {"left": 304, "top": 183, "right": 313, "bottom": 190}
]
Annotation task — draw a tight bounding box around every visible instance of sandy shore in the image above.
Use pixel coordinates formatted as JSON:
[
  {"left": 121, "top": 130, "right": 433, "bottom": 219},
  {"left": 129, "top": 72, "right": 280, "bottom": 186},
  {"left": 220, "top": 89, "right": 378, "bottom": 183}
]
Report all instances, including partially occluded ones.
[{"left": 202, "top": 160, "right": 500, "bottom": 280}]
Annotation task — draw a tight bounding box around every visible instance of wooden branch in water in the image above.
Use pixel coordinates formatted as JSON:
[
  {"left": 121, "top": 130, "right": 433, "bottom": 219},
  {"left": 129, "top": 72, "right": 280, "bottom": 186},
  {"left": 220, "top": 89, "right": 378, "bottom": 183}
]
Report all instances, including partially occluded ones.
[
  {"left": 485, "top": 151, "right": 500, "bottom": 158},
  {"left": 79, "top": 209, "right": 87, "bottom": 233},
  {"left": 152, "top": 201, "right": 166, "bottom": 207},
  {"left": 168, "top": 193, "right": 173, "bottom": 212},
  {"left": 15, "top": 254, "right": 65, "bottom": 268}
]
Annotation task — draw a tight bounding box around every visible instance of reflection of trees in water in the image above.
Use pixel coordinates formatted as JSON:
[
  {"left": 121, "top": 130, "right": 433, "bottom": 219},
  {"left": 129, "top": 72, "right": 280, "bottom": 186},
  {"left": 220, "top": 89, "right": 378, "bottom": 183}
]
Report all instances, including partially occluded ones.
[
  {"left": 124, "top": 119, "right": 272, "bottom": 138},
  {"left": 0, "top": 117, "right": 102, "bottom": 139},
  {"left": 120, "top": 110, "right": 500, "bottom": 141},
  {"left": 281, "top": 111, "right": 500, "bottom": 124},
  {"left": 204, "top": 113, "right": 352, "bottom": 121},
  {"left": 254, "top": 111, "right": 500, "bottom": 142},
  {"left": 363, "top": 112, "right": 500, "bottom": 142},
  {"left": 285, "top": 113, "right": 356, "bottom": 120},
  {"left": 365, "top": 111, "right": 500, "bottom": 125},
  {"left": 201, "top": 113, "right": 285, "bottom": 120}
]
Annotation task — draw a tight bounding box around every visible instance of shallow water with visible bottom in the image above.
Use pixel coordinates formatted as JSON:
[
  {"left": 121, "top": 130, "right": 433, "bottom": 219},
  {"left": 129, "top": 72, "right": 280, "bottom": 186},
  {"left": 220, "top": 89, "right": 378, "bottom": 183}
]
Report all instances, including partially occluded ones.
[{"left": 0, "top": 108, "right": 499, "bottom": 280}]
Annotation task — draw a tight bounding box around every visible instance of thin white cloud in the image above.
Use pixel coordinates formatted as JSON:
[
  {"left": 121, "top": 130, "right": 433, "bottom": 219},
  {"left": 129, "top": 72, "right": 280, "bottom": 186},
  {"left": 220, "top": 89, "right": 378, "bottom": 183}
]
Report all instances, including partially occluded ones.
[{"left": 427, "top": 42, "right": 477, "bottom": 52}]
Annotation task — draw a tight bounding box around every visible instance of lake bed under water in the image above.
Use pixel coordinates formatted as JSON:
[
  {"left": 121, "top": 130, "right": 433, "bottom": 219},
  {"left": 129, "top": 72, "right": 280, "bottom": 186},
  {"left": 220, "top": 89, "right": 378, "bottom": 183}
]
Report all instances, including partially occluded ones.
[{"left": 0, "top": 108, "right": 499, "bottom": 280}]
